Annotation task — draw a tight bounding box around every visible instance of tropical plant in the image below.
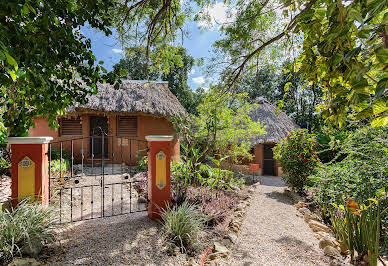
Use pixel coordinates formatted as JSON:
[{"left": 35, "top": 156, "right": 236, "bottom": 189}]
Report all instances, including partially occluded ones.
[
  {"left": 171, "top": 88, "right": 265, "bottom": 170},
  {"left": 308, "top": 126, "right": 388, "bottom": 257},
  {"left": 273, "top": 129, "right": 321, "bottom": 192},
  {"left": 50, "top": 149, "right": 71, "bottom": 161},
  {"left": 50, "top": 159, "right": 70, "bottom": 173},
  {"left": 136, "top": 155, "right": 148, "bottom": 172},
  {"left": 0, "top": 198, "right": 56, "bottom": 264},
  {"left": 160, "top": 201, "right": 206, "bottom": 253},
  {"left": 0, "top": 0, "right": 119, "bottom": 136},
  {"left": 331, "top": 192, "right": 387, "bottom": 266},
  {"left": 203, "top": 156, "right": 243, "bottom": 190},
  {"left": 0, "top": 157, "right": 11, "bottom": 176},
  {"left": 213, "top": 0, "right": 388, "bottom": 127}
]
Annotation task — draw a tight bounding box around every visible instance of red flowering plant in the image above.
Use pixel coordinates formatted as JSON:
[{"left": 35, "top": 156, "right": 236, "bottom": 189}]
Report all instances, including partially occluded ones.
[{"left": 273, "top": 129, "right": 321, "bottom": 192}]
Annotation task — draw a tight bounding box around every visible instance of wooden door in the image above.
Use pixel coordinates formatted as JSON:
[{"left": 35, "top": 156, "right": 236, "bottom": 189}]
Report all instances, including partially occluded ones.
[
  {"left": 262, "top": 144, "right": 275, "bottom": 175},
  {"left": 89, "top": 116, "right": 108, "bottom": 159}
]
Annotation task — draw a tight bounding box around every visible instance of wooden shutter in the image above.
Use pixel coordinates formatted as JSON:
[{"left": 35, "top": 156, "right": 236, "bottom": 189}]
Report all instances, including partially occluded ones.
[
  {"left": 118, "top": 116, "right": 137, "bottom": 136},
  {"left": 60, "top": 118, "right": 82, "bottom": 136}
]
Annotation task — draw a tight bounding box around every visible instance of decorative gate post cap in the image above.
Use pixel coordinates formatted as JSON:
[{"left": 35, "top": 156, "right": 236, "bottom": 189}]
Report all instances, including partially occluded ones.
[
  {"left": 5, "top": 137, "right": 53, "bottom": 144},
  {"left": 145, "top": 135, "right": 173, "bottom": 141}
]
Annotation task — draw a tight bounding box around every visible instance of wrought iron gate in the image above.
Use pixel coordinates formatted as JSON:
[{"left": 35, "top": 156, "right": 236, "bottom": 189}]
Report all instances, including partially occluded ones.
[{"left": 48, "top": 134, "right": 148, "bottom": 224}]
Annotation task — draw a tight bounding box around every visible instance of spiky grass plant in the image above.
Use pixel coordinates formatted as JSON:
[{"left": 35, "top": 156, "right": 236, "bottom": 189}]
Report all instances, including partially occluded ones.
[
  {"left": 160, "top": 202, "right": 206, "bottom": 253},
  {"left": 0, "top": 198, "right": 56, "bottom": 263}
]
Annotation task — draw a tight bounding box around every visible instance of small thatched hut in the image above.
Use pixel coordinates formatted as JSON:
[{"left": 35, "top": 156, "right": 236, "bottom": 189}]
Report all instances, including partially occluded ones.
[
  {"left": 249, "top": 97, "right": 298, "bottom": 176},
  {"left": 29, "top": 80, "right": 185, "bottom": 163}
]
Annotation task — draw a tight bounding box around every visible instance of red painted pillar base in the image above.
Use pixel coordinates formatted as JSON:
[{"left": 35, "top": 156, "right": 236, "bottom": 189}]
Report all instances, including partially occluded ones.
[
  {"left": 6, "top": 137, "right": 52, "bottom": 207},
  {"left": 146, "top": 135, "right": 173, "bottom": 220}
]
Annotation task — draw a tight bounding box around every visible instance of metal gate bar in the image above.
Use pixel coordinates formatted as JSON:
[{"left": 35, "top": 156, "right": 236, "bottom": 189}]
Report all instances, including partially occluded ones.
[{"left": 48, "top": 135, "right": 148, "bottom": 224}]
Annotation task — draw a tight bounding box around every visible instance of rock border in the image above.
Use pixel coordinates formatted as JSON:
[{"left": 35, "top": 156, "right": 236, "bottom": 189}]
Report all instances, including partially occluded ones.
[
  {"left": 202, "top": 182, "right": 259, "bottom": 266},
  {"left": 295, "top": 200, "right": 353, "bottom": 266}
]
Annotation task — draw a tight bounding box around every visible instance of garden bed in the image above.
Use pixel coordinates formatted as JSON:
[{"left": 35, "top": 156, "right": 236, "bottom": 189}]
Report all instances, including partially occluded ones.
[{"left": 38, "top": 182, "right": 252, "bottom": 265}]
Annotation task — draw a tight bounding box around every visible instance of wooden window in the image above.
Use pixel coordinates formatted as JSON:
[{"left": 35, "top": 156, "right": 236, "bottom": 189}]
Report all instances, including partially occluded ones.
[
  {"left": 60, "top": 118, "right": 82, "bottom": 136},
  {"left": 118, "top": 116, "right": 137, "bottom": 136}
]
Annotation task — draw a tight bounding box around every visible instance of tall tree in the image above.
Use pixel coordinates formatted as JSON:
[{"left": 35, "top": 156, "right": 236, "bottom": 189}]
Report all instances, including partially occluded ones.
[
  {"left": 214, "top": 0, "right": 388, "bottom": 127},
  {"left": 233, "top": 64, "right": 324, "bottom": 131},
  {"left": 0, "top": 0, "right": 118, "bottom": 136},
  {"left": 113, "top": 46, "right": 203, "bottom": 113},
  {"left": 114, "top": 0, "right": 388, "bottom": 127}
]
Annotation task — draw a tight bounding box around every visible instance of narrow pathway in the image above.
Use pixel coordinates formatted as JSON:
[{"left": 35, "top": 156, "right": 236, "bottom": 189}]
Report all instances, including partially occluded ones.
[{"left": 220, "top": 176, "right": 329, "bottom": 266}]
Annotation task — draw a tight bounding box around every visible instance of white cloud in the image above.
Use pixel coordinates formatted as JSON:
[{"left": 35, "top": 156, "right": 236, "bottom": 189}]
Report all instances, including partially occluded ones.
[
  {"left": 190, "top": 69, "right": 196, "bottom": 75},
  {"left": 197, "top": 2, "right": 236, "bottom": 30},
  {"left": 192, "top": 76, "right": 205, "bottom": 85},
  {"left": 112, "top": 48, "right": 124, "bottom": 54}
]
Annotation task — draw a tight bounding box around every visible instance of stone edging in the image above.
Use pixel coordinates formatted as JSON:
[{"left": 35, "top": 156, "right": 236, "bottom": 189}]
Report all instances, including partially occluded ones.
[
  {"left": 203, "top": 182, "right": 259, "bottom": 266},
  {"left": 295, "top": 200, "right": 353, "bottom": 266}
]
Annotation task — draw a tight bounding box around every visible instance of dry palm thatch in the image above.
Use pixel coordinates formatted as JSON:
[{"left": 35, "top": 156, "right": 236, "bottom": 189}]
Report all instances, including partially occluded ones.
[
  {"left": 66, "top": 80, "right": 186, "bottom": 117},
  {"left": 250, "top": 97, "right": 297, "bottom": 144}
]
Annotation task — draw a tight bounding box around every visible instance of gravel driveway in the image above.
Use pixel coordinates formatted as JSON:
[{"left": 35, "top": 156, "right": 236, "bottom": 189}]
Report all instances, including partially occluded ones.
[
  {"left": 219, "top": 176, "right": 329, "bottom": 266},
  {"left": 42, "top": 213, "right": 188, "bottom": 265}
]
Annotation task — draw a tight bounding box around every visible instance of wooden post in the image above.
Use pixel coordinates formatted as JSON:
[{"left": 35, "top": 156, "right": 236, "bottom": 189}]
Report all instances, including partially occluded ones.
[
  {"left": 145, "top": 135, "right": 173, "bottom": 220},
  {"left": 5, "top": 137, "right": 52, "bottom": 207}
]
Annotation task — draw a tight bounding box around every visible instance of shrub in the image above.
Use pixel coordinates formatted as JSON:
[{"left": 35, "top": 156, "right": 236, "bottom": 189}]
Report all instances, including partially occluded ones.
[
  {"left": 0, "top": 198, "right": 56, "bottom": 264},
  {"left": 136, "top": 155, "right": 148, "bottom": 171},
  {"left": 308, "top": 126, "right": 388, "bottom": 259},
  {"left": 199, "top": 163, "right": 244, "bottom": 190},
  {"left": 273, "top": 129, "right": 320, "bottom": 192},
  {"left": 50, "top": 149, "right": 70, "bottom": 161},
  {"left": 50, "top": 159, "right": 69, "bottom": 173},
  {"left": 160, "top": 201, "right": 206, "bottom": 253},
  {"left": 0, "top": 157, "right": 11, "bottom": 176}
]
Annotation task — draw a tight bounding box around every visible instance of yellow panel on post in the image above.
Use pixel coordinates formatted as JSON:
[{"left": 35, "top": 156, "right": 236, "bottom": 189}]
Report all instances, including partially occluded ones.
[
  {"left": 156, "top": 151, "right": 166, "bottom": 190},
  {"left": 18, "top": 157, "right": 35, "bottom": 200}
]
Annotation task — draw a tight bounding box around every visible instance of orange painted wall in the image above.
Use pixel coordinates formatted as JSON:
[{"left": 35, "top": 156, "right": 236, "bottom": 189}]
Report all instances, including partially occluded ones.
[
  {"left": 29, "top": 113, "right": 180, "bottom": 165},
  {"left": 252, "top": 143, "right": 279, "bottom": 176}
]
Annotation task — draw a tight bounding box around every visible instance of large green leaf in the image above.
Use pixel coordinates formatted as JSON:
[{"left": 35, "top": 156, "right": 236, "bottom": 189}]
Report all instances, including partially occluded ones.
[{"left": 371, "top": 115, "right": 388, "bottom": 127}]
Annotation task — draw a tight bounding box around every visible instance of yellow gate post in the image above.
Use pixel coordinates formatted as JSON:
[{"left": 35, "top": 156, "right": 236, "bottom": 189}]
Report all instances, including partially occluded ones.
[
  {"left": 145, "top": 135, "right": 173, "bottom": 220},
  {"left": 5, "top": 137, "right": 53, "bottom": 207}
]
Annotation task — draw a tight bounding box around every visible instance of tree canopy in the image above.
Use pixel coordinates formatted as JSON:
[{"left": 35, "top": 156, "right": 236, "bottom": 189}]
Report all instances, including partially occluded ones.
[
  {"left": 214, "top": 0, "right": 388, "bottom": 127},
  {"left": 113, "top": 0, "right": 387, "bottom": 127},
  {"left": 0, "top": 0, "right": 118, "bottom": 136},
  {"left": 2, "top": 0, "right": 386, "bottom": 137},
  {"left": 113, "top": 46, "right": 204, "bottom": 113},
  {"left": 235, "top": 64, "right": 324, "bottom": 132}
]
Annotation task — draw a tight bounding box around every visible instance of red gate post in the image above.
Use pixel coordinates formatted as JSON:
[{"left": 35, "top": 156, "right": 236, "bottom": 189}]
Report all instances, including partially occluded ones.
[
  {"left": 5, "top": 137, "right": 53, "bottom": 207},
  {"left": 145, "top": 135, "right": 173, "bottom": 220}
]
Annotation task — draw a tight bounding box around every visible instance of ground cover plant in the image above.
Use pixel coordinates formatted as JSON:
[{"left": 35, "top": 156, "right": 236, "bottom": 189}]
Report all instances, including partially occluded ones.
[
  {"left": 0, "top": 198, "right": 56, "bottom": 264},
  {"left": 273, "top": 129, "right": 321, "bottom": 192},
  {"left": 185, "top": 186, "right": 238, "bottom": 226},
  {"left": 308, "top": 126, "right": 388, "bottom": 264}
]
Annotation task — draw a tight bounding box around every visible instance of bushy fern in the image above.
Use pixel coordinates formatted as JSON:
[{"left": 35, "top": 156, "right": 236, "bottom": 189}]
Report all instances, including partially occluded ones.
[
  {"left": 160, "top": 202, "right": 205, "bottom": 252},
  {"left": 0, "top": 198, "right": 56, "bottom": 263}
]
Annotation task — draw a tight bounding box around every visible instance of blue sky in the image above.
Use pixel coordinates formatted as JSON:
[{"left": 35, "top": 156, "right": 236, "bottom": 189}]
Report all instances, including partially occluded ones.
[{"left": 81, "top": 3, "right": 229, "bottom": 91}]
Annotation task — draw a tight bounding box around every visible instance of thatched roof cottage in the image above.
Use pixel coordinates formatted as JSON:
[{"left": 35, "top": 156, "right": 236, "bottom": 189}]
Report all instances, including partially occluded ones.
[
  {"left": 249, "top": 97, "right": 297, "bottom": 176},
  {"left": 29, "top": 80, "right": 185, "bottom": 163}
]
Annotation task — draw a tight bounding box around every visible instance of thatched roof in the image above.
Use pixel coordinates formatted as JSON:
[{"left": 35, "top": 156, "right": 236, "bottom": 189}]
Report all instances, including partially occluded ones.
[
  {"left": 66, "top": 80, "right": 186, "bottom": 117},
  {"left": 250, "top": 97, "right": 297, "bottom": 144}
]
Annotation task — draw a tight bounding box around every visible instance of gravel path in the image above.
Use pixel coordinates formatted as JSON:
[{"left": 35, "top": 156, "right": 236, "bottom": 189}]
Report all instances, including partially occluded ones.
[
  {"left": 42, "top": 213, "right": 188, "bottom": 265},
  {"left": 220, "top": 176, "right": 329, "bottom": 266}
]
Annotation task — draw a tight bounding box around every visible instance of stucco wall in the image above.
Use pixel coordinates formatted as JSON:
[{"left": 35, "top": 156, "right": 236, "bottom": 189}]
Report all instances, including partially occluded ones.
[
  {"left": 253, "top": 143, "right": 279, "bottom": 176},
  {"left": 29, "top": 114, "right": 180, "bottom": 164}
]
